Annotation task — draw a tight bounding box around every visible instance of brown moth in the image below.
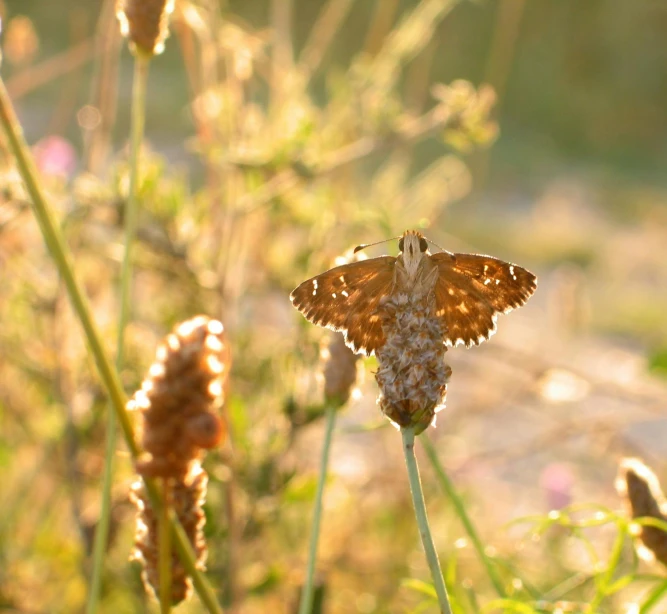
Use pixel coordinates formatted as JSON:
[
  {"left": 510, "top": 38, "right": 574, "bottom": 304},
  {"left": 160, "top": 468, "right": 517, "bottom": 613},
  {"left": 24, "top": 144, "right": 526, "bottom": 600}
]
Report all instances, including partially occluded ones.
[{"left": 290, "top": 230, "right": 537, "bottom": 355}]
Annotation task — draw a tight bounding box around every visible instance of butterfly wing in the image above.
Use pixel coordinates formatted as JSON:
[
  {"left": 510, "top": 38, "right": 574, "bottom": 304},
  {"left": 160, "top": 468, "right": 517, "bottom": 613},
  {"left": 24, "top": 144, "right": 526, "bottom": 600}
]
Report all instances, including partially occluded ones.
[
  {"left": 431, "top": 252, "right": 537, "bottom": 347},
  {"left": 290, "top": 256, "right": 396, "bottom": 355}
]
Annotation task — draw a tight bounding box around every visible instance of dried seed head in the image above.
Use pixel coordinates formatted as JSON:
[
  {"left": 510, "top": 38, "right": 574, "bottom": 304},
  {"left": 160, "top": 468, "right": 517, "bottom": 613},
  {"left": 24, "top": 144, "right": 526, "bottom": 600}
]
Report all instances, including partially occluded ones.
[
  {"left": 129, "top": 315, "right": 230, "bottom": 480},
  {"left": 321, "top": 333, "right": 360, "bottom": 406},
  {"left": 131, "top": 463, "right": 208, "bottom": 604},
  {"left": 117, "top": 0, "right": 175, "bottom": 56},
  {"left": 617, "top": 458, "right": 667, "bottom": 566},
  {"left": 375, "top": 293, "right": 451, "bottom": 434},
  {"left": 4, "top": 16, "right": 40, "bottom": 66},
  {"left": 129, "top": 316, "right": 229, "bottom": 604}
]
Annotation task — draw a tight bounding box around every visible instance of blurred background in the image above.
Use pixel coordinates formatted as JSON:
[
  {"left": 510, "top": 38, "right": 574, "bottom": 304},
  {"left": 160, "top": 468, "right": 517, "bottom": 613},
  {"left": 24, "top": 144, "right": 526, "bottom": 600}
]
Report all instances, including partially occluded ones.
[{"left": 2, "top": 0, "right": 667, "bottom": 612}]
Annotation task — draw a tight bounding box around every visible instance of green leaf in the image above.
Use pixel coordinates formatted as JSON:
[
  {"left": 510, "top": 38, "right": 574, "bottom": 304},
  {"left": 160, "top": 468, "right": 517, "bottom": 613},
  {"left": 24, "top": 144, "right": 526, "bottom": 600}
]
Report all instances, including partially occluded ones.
[
  {"left": 401, "top": 578, "right": 437, "bottom": 599},
  {"left": 282, "top": 475, "right": 319, "bottom": 504}
]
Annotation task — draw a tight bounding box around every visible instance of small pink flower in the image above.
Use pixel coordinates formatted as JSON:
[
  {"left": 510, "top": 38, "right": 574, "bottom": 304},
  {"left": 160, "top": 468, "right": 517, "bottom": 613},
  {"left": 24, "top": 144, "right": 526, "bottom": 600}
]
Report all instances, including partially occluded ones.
[
  {"left": 33, "top": 136, "right": 77, "bottom": 178},
  {"left": 540, "top": 463, "right": 574, "bottom": 511}
]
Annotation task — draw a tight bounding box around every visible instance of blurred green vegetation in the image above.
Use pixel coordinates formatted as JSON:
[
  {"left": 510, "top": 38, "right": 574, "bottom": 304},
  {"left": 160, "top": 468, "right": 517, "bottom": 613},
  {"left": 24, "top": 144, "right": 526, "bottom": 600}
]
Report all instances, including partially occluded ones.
[
  {"left": 2, "top": 1, "right": 667, "bottom": 613},
  {"left": 10, "top": 0, "right": 667, "bottom": 182}
]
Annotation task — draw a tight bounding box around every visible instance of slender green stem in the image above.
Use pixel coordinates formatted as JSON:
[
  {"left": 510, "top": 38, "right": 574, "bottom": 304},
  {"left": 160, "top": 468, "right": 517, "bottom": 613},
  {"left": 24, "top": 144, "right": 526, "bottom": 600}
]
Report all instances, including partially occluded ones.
[
  {"left": 87, "top": 52, "right": 149, "bottom": 614},
  {"left": 401, "top": 427, "right": 452, "bottom": 614},
  {"left": 171, "top": 513, "right": 222, "bottom": 612},
  {"left": 86, "top": 414, "right": 117, "bottom": 612},
  {"left": 298, "top": 404, "right": 337, "bottom": 614},
  {"left": 588, "top": 522, "right": 626, "bottom": 610},
  {"left": 640, "top": 579, "right": 667, "bottom": 614},
  {"left": 421, "top": 435, "right": 507, "bottom": 598},
  {"left": 118, "top": 54, "right": 148, "bottom": 353},
  {"left": 0, "top": 77, "right": 224, "bottom": 614},
  {"left": 159, "top": 479, "right": 173, "bottom": 614}
]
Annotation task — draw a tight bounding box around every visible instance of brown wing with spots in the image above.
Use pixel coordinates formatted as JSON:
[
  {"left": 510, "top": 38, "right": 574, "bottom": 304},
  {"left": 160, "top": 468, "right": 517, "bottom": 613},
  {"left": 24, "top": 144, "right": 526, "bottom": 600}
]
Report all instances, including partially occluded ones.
[
  {"left": 430, "top": 252, "right": 537, "bottom": 348},
  {"left": 290, "top": 256, "right": 396, "bottom": 355}
]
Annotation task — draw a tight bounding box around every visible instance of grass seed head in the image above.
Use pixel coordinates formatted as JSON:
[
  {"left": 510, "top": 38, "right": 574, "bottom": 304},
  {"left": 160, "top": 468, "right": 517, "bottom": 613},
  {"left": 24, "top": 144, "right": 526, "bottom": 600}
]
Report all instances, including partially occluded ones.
[
  {"left": 131, "top": 315, "right": 229, "bottom": 479},
  {"left": 129, "top": 316, "right": 229, "bottom": 603},
  {"left": 131, "top": 463, "right": 209, "bottom": 604},
  {"left": 321, "top": 332, "right": 360, "bottom": 406},
  {"left": 617, "top": 458, "right": 667, "bottom": 566},
  {"left": 117, "top": 0, "right": 174, "bottom": 56},
  {"left": 375, "top": 293, "right": 451, "bottom": 434}
]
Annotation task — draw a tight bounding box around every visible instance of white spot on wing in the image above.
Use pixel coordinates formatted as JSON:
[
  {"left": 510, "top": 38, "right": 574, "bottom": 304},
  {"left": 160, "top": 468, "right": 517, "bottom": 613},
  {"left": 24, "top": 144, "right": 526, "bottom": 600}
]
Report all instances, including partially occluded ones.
[{"left": 341, "top": 290, "right": 349, "bottom": 297}]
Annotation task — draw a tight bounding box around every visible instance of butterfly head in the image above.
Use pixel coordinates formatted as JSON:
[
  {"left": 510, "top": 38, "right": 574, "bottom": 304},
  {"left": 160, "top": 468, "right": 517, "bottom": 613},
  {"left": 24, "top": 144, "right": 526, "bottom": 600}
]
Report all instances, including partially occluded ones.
[{"left": 398, "top": 230, "right": 429, "bottom": 278}]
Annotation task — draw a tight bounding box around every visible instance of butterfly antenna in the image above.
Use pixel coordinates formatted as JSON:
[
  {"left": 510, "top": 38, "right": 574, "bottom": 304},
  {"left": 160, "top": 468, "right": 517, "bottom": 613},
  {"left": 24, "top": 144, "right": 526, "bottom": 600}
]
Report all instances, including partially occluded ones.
[
  {"left": 425, "top": 237, "right": 455, "bottom": 260},
  {"left": 353, "top": 235, "right": 401, "bottom": 254},
  {"left": 426, "top": 238, "right": 444, "bottom": 251}
]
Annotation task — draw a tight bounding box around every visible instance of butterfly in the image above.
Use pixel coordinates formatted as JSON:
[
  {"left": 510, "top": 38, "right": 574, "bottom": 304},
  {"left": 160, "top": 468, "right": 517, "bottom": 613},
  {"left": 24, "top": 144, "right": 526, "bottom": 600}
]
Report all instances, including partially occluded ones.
[{"left": 290, "top": 230, "right": 537, "bottom": 355}]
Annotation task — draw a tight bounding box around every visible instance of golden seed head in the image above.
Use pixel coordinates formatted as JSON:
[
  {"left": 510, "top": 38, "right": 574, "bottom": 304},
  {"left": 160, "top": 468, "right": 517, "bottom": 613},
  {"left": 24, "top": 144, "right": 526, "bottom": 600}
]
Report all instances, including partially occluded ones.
[
  {"left": 131, "top": 315, "right": 230, "bottom": 480},
  {"left": 375, "top": 293, "right": 451, "bottom": 434},
  {"left": 117, "top": 0, "right": 175, "bottom": 56},
  {"left": 4, "top": 16, "right": 40, "bottom": 66},
  {"left": 617, "top": 458, "right": 667, "bottom": 566},
  {"left": 321, "top": 333, "right": 360, "bottom": 406},
  {"left": 129, "top": 316, "right": 229, "bottom": 603},
  {"left": 131, "top": 463, "right": 209, "bottom": 604}
]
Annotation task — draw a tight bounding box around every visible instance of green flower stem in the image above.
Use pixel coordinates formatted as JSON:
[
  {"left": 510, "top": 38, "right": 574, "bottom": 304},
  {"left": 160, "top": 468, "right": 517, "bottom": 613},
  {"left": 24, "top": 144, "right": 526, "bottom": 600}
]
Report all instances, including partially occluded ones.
[
  {"left": 0, "top": 77, "right": 224, "bottom": 614},
  {"left": 171, "top": 508, "right": 220, "bottom": 611},
  {"left": 421, "top": 435, "right": 507, "bottom": 598},
  {"left": 87, "top": 51, "right": 150, "bottom": 614},
  {"left": 401, "top": 427, "right": 452, "bottom": 614},
  {"left": 159, "top": 479, "right": 173, "bottom": 614},
  {"left": 118, "top": 50, "right": 149, "bottom": 341},
  {"left": 298, "top": 403, "right": 337, "bottom": 614}
]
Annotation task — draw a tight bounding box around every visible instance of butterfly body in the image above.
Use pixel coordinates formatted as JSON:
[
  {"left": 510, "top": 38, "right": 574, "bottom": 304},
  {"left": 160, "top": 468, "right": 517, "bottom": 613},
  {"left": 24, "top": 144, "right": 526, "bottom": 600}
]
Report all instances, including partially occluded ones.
[
  {"left": 290, "top": 230, "right": 536, "bottom": 356},
  {"left": 392, "top": 231, "right": 441, "bottom": 298}
]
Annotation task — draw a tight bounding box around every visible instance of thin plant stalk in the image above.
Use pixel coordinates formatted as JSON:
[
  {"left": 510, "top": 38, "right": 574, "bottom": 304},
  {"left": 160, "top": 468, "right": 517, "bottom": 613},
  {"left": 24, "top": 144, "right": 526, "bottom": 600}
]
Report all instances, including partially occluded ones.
[
  {"left": 270, "top": 0, "right": 293, "bottom": 108},
  {"left": 298, "top": 0, "right": 354, "bottom": 78},
  {"left": 159, "top": 479, "right": 173, "bottom": 614},
  {"left": 298, "top": 404, "right": 337, "bottom": 614},
  {"left": 87, "top": 52, "right": 150, "bottom": 614},
  {"left": 401, "top": 427, "right": 452, "bottom": 614},
  {"left": 421, "top": 435, "right": 507, "bottom": 598},
  {"left": 640, "top": 579, "right": 667, "bottom": 614},
  {"left": 118, "top": 54, "right": 149, "bottom": 341},
  {"left": 0, "top": 77, "right": 224, "bottom": 614}
]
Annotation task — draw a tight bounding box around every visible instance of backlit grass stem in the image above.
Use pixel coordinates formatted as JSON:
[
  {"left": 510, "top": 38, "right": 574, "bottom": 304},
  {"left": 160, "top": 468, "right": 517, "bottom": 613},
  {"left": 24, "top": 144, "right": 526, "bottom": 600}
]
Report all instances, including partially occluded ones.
[
  {"left": 159, "top": 479, "right": 173, "bottom": 614},
  {"left": 298, "top": 403, "right": 337, "bottom": 614},
  {"left": 402, "top": 427, "right": 452, "bottom": 614},
  {"left": 421, "top": 435, "right": 507, "bottom": 598},
  {"left": 87, "top": 51, "right": 150, "bottom": 614},
  {"left": 0, "top": 77, "right": 224, "bottom": 614}
]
